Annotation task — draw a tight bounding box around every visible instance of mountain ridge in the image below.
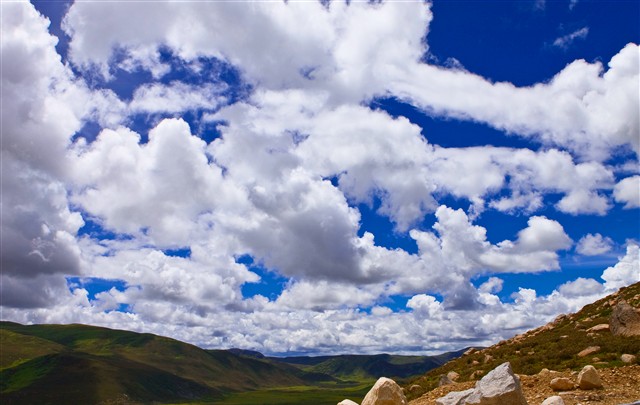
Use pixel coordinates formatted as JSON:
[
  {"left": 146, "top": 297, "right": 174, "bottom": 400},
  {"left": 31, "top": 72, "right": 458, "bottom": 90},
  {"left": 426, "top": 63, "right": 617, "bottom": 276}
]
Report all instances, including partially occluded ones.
[{"left": 0, "top": 320, "right": 455, "bottom": 404}]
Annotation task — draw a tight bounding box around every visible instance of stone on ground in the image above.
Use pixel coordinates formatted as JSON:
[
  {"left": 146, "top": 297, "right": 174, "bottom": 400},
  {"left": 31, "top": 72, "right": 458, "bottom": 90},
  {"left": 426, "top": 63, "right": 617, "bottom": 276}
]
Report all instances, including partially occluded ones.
[
  {"left": 550, "top": 377, "right": 575, "bottom": 391},
  {"left": 361, "top": 377, "right": 407, "bottom": 405},
  {"left": 439, "top": 374, "right": 455, "bottom": 386},
  {"left": 586, "top": 324, "right": 609, "bottom": 332},
  {"left": 436, "top": 362, "right": 528, "bottom": 405},
  {"left": 577, "top": 346, "right": 600, "bottom": 357},
  {"left": 338, "top": 400, "right": 359, "bottom": 405},
  {"left": 621, "top": 354, "right": 637, "bottom": 363},
  {"left": 610, "top": 300, "right": 640, "bottom": 337},
  {"left": 541, "top": 395, "right": 565, "bottom": 405},
  {"left": 577, "top": 365, "right": 603, "bottom": 389},
  {"left": 447, "top": 371, "right": 460, "bottom": 382},
  {"left": 435, "top": 389, "right": 474, "bottom": 405}
]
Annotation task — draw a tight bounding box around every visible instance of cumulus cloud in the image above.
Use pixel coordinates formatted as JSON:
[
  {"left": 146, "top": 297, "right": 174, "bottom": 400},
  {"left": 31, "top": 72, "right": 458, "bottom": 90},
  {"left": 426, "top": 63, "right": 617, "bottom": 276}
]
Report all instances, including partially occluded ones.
[
  {"left": 613, "top": 175, "right": 640, "bottom": 209},
  {"left": 601, "top": 244, "right": 640, "bottom": 291},
  {"left": 576, "top": 233, "right": 614, "bottom": 256},
  {"left": 2, "top": 1, "right": 639, "bottom": 356}
]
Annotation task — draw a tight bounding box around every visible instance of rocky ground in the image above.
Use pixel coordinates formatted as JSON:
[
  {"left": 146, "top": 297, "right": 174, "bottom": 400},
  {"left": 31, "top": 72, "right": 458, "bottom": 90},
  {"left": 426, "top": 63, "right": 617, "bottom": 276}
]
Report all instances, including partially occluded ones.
[{"left": 409, "top": 365, "right": 640, "bottom": 405}]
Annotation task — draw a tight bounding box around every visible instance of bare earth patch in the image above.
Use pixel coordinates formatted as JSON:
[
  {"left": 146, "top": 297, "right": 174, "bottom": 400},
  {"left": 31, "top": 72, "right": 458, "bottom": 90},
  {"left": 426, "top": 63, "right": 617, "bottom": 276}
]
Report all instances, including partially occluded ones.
[{"left": 410, "top": 365, "right": 640, "bottom": 405}]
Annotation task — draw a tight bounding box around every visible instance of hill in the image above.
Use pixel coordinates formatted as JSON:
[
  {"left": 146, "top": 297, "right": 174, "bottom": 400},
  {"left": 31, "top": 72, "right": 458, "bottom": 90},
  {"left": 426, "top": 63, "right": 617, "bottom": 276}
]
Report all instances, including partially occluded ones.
[
  {"left": 0, "top": 322, "right": 324, "bottom": 404},
  {"left": 404, "top": 282, "right": 640, "bottom": 401},
  {"left": 275, "top": 349, "right": 468, "bottom": 381},
  {"left": 0, "top": 321, "right": 465, "bottom": 404}
]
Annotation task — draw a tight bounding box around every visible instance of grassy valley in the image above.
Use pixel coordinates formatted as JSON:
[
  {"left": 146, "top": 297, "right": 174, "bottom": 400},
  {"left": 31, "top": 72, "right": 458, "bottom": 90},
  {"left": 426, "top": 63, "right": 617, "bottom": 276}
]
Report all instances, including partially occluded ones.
[{"left": 0, "top": 321, "right": 452, "bottom": 404}]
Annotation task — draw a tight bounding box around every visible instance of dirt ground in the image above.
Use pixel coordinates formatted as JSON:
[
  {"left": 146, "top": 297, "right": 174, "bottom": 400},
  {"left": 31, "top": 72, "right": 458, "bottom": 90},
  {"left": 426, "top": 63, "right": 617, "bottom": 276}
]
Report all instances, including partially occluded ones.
[{"left": 409, "top": 365, "right": 640, "bottom": 405}]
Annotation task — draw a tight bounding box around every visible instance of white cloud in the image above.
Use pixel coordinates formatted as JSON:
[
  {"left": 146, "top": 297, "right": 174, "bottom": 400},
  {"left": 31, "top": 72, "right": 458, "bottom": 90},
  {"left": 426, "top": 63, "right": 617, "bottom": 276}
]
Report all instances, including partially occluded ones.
[
  {"left": 129, "top": 81, "right": 227, "bottom": 115},
  {"left": 71, "top": 118, "right": 247, "bottom": 247},
  {"left": 479, "top": 277, "right": 504, "bottom": 294},
  {"left": 601, "top": 244, "right": 640, "bottom": 291},
  {"left": 2, "top": 0, "right": 639, "bottom": 357},
  {"left": 393, "top": 43, "right": 640, "bottom": 161},
  {"left": 552, "top": 27, "right": 589, "bottom": 50},
  {"left": 613, "top": 175, "right": 640, "bottom": 209},
  {"left": 576, "top": 233, "right": 614, "bottom": 256},
  {"left": 557, "top": 277, "right": 604, "bottom": 297}
]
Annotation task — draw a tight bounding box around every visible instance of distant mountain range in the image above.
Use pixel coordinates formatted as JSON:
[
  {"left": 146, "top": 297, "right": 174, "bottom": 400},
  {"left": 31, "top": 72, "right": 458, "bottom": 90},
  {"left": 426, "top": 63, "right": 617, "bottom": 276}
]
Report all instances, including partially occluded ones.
[{"left": 0, "top": 321, "right": 463, "bottom": 404}]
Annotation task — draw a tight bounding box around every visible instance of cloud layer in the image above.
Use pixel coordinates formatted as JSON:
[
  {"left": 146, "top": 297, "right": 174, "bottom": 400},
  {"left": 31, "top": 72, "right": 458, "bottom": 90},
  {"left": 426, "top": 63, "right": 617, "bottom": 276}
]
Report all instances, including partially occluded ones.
[{"left": 1, "top": 1, "right": 638, "bottom": 355}]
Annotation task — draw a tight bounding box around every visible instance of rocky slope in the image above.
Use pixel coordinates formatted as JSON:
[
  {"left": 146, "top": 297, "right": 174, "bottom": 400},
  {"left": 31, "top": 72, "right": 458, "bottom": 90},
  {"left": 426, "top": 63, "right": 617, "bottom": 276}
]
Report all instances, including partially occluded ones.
[{"left": 405, "top": 282, "right": 640, "bottom": 404}]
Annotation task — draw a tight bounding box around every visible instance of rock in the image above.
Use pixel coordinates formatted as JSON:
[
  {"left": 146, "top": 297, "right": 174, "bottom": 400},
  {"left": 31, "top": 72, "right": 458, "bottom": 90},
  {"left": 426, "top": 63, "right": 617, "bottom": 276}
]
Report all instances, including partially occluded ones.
[
  {"left": 577, "top": 346, "right": 600, "bottom": 357},
  {"left": 577, "top": 365, "right": 603, "bottom": 390},
  {"left": 610, "top": 300, "right": 640, "bottom": 337},
  {"left": 338, "top": 400, "right": 359, "bottom": 405},
  {"left": 541, "top": 396, "right": 565, "bottom": 405},
  {"left": 436, "top": 389, "right": 475, "bottom": 405},
  {"left": 448, "top": 371, "right": 461, "bottom": 382},
  {"left": 586, "top": 324, "right": 609, "bottom": 332},
  {"left": 472, "top": 360, "right": 480, "bottom": 366},
  {"left": 464, "top": 348, "right": 477, "bottom": 356},
  {"left": 437, "top": 362, "right": 527, "bottom": 405},
  {"left": 483, "top": 354, "right": 494, "bottom": 364},
  {"left": 361, "top": 377, "right": 407, "bottom": 405},
  {"left": 621, "top": 353, "right": 637, "bottom": 363},
  {"left": 409, "top": 385, "right": 422, "bottom": 394},
  {"left": 470, "top": 370, "right": 483, "bottom": 380},
  {"left": 439, "top": 374, "right": 455, "bottom": 386},
  {"left": 550, "top": 377, "right": 575, "bottom": 391}
]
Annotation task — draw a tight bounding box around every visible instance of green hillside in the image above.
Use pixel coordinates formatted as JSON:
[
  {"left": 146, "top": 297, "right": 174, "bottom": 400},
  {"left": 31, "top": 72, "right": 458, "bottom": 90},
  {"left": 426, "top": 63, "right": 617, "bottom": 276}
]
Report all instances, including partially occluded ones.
[
  {"left": 0, "top": 322, "right": 321, "bottom": 404},
  {"left": 0, "top": 321, "right": 462, "bottom": 404},
  {"left": 276, "top": 350, "right": 467, "bottom": 381},
  {"left": 404, "top": 282, "right": 640, "bottom": 400}
]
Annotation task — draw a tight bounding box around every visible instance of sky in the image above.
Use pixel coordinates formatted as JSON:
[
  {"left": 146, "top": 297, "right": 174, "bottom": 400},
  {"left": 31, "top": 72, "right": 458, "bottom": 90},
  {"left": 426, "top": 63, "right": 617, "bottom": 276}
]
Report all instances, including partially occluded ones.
[{"left": 1, "top": 0, "right": 639, "bottom": 356}]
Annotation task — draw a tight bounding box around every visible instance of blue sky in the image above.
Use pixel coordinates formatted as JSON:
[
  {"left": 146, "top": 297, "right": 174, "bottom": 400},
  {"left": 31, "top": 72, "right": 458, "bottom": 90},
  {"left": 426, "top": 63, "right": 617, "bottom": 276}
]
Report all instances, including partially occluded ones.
[{"left": 1, "top": 0, "right": 638, "bottom": 356}]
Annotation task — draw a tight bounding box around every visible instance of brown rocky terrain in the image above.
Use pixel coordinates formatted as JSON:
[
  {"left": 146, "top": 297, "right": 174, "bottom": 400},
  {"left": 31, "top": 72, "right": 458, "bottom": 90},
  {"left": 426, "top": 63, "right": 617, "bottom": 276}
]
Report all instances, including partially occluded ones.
[
  {"left": 404, "top": 282, "right": 640, "bottom": 405},
  {"left": 409, "top": 365, "right": 640, "bottom": 405}
]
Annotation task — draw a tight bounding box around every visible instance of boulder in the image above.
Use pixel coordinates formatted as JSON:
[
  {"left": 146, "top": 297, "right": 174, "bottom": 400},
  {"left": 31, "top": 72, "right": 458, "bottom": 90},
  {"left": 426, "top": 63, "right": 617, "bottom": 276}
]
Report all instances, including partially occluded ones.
[
  {"left": 577, "top": 346, "right": 600, "bottom": 357},
  {"left": 621, "top": 353, "right": 637, "bottom": 363},
  {"left": 361, "top": 377, "right": 407, "bottom": 405},
  {"left": 439, "top": 374, "right": 455, "bottom": 386},
  {"left": 541, "top": 396, "right": 565, "bottom": 405},
  {"left": 437, "top": 362, "right": 527, "bottom": 405},
  {"left": 610, "top": 300, "right": 640, "bottom": 337},
  {"left": 586, "top": 324, "right": 609, "bottom": 332},
  {"left": 409, "top": 385, "right": 422, "bottom": 394},
  {"left": 464, "top": 348, "right": 477, "bottom": 356},
  {"left": 338, "top": 400, "right": 359, "bottom": 405},
  {"left": 436, "top": 389, "right": 474, "bottom": 405},
  {"left": 448, "top": 371, "right": 461, "bottom": 382},
  {"left": 550, "top": 377, "right": 575, "bottom": 391},
  {"left": 577, "top": 365, "right": 603, "bottom": 389},
  {"left": 483, "top": 354, "right": 494, "bottom": 364}
]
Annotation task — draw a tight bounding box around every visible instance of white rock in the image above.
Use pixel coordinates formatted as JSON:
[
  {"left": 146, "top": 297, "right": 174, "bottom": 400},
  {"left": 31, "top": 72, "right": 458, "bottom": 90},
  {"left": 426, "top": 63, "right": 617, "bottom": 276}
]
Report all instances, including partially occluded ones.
[
  {"left": 436, "top": 362, "right": 528, "bottom": 405},
  {"left": 448, "top": 371, "right": 461, "bottom": 382},
  {"left": 621, "top": 353, "right": 637, "bottom": 363},
  {"left": 577, "top": 365, "right": 603, "bottom": 389},
  {"left": 338, "top": 400, "right": 359, "bottom": 405},
  {"left": 541, "top": 396, "right": 565, "bottom": 405},
  {"left": 466, "top": 362, "right": 528, "bottom": 405},
  {"left": 586, "top": 324, "right": 609, "bottom": 332},
  {"left": 550, "top": 377, "right": 575, "bottom": 391},
  {"left": 436, "top": 389, "right": 475, "bottom": 405},
  {"left": 361, "top": 377, "right": 407, "bottom": 405}
]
